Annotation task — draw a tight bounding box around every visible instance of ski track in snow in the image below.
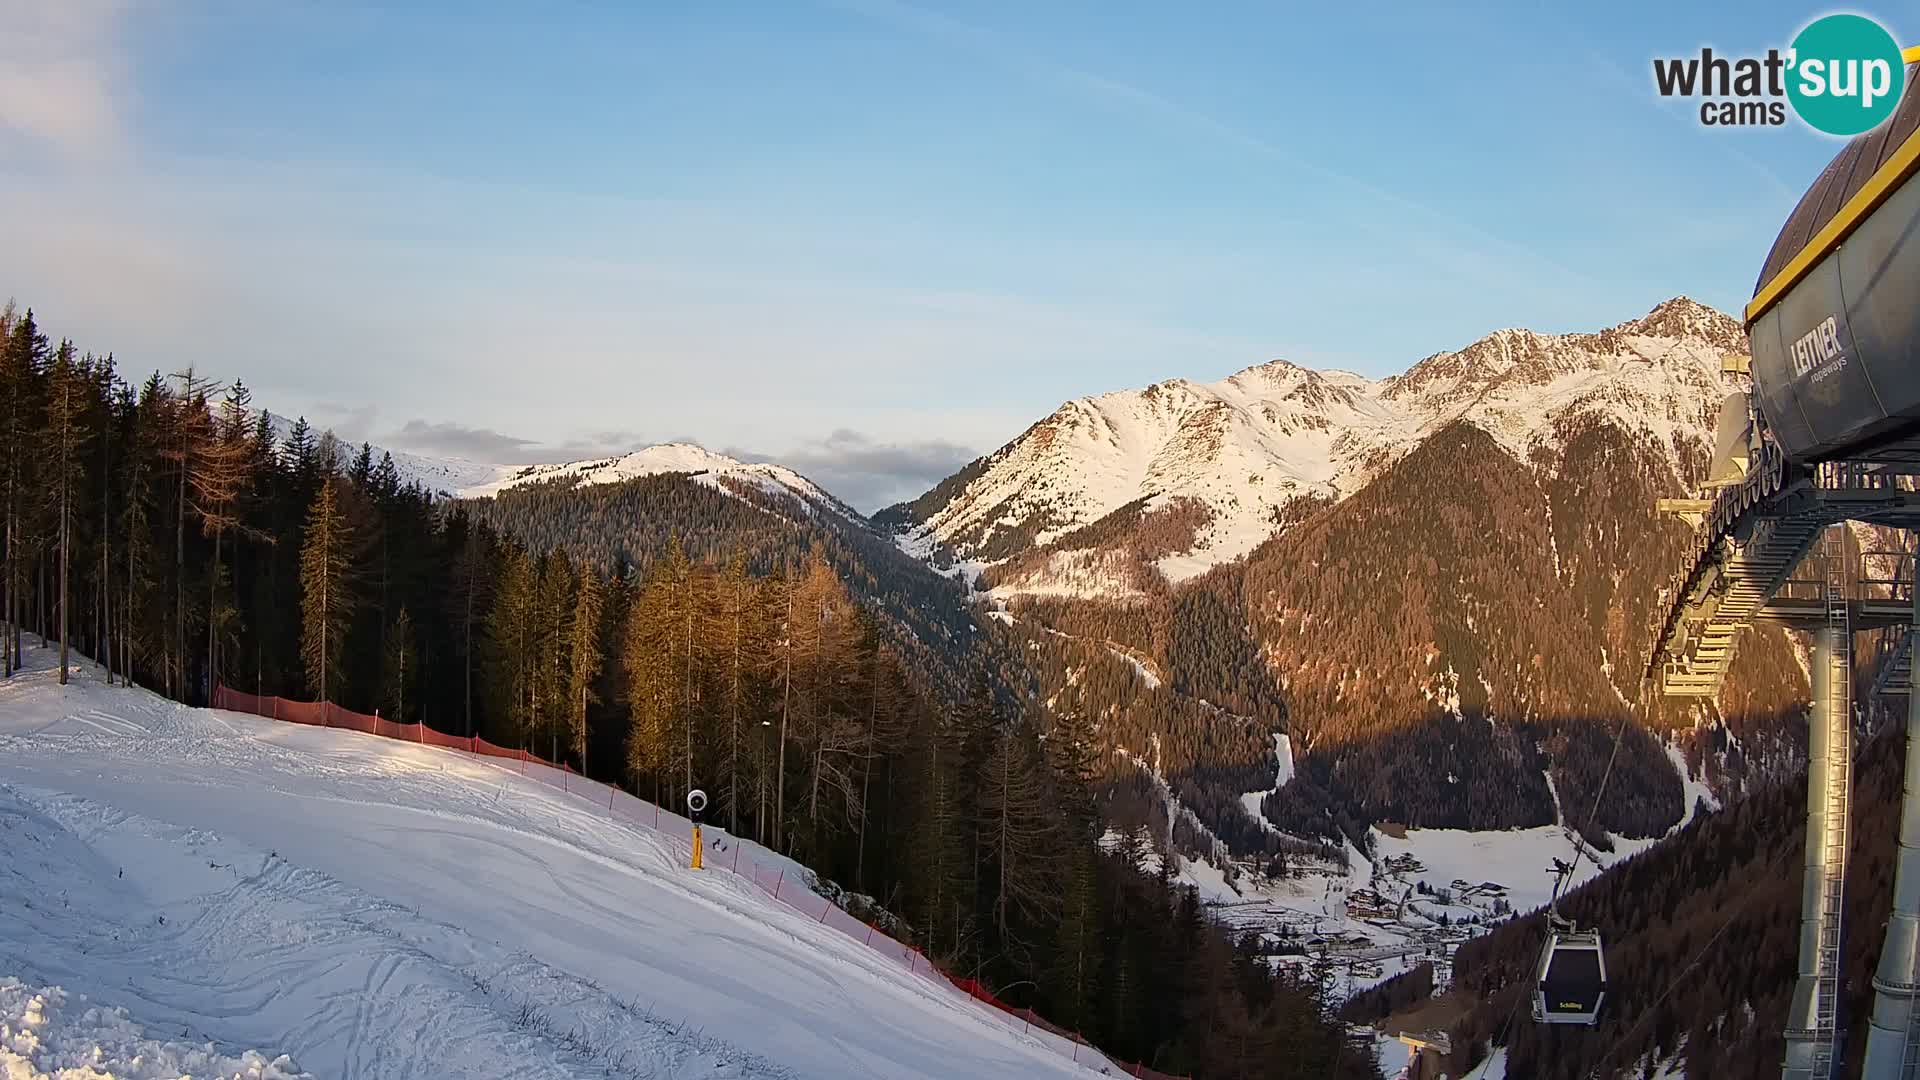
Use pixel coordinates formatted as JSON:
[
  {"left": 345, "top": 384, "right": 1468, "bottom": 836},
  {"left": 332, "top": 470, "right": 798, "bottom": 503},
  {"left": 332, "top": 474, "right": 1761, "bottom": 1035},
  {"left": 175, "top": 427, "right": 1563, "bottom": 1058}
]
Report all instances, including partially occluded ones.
[{"left": 0, "top": 650, "right": 1114, "bottom": 1080}]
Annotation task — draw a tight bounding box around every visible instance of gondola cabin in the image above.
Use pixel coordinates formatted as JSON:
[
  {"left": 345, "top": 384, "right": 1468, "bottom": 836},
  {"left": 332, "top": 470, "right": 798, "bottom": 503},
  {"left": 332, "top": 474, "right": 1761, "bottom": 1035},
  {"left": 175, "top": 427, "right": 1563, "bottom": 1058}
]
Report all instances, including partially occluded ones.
[{"left": 1532, "top": 929, "right": 1607, "bottom": 1026}]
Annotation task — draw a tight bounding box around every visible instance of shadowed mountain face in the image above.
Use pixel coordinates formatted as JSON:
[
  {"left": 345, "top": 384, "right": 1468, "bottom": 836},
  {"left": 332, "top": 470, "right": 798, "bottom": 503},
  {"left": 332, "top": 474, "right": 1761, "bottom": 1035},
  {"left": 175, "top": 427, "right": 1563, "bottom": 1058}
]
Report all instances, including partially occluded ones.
[
  {"left": 1238, "top": 416, "right": 1807, "bottom": 844},
  {"left": 886, "top": 299, "right": 1813, "bottom": 856},
  {"left": 1444, "top": 702, "right": 1900, "bottom": 1080},
  {"left": 460, "top": 299, "right": 1815, "bottom": 856}
]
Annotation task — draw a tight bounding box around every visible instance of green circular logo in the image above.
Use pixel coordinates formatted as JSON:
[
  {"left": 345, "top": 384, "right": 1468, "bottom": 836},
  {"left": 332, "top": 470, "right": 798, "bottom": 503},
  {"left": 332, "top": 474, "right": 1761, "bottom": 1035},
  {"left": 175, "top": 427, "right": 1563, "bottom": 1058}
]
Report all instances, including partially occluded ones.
[{"left": 1787, "top": 14, "right": 1906, "bottom": 136}]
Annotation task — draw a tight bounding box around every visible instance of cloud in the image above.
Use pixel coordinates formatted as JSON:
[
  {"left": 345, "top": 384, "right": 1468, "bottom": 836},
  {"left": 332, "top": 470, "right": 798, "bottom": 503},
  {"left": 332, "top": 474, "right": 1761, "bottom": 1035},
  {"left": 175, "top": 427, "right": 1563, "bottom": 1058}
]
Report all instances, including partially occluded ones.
[
  {"left": 388, "top": 419, "right": 539, "bottom": 460},
  {"left": 385, "top": 417, "right": 644, "bottom": 464},
  {"left": 0, "top": 0, "right": 127, "bottom": 157},
  {"left": 310, "top": 402, "right": 381, "bottom": 444},
  {"left": 727, "top": 429, "right": 976, "bottom": 512}
]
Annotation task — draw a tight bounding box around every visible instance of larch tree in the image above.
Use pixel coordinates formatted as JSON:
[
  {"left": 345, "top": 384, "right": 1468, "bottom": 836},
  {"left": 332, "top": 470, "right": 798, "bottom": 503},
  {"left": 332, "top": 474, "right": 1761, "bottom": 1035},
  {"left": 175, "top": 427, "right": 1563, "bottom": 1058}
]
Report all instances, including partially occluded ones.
[
  {"left": 621, "top": 541, "right": 689, "bottom": 801},
  {"left": 199, "top": 380, "right": 259, "bottom": 694},
  {"left": 785, "top": 551, "right": 864, "bottom": 859},
  {"left": 299, "top": 474, "right": 357, "bottom": 704},
  {"left": 771, "top": 569, "right": 794, "bottom": 850},
  {"left": 715, "top": 553, "right": 761, "bottom": 835}
]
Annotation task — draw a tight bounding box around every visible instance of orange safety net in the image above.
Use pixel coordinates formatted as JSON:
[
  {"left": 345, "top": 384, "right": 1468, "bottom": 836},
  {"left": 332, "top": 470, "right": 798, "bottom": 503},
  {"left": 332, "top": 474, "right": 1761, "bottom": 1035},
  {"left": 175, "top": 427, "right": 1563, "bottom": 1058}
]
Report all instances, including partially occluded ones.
[{"left": 210, "top": 684, "right": 1185, "bottom": 1080}]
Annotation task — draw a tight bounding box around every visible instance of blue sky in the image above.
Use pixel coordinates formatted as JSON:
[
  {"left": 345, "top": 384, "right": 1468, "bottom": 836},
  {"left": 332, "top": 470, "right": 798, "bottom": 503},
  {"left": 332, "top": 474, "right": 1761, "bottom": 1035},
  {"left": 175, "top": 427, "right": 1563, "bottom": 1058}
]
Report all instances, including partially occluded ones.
[{"left": 0, "top": 1, "right": 1893, "bottom": 508}]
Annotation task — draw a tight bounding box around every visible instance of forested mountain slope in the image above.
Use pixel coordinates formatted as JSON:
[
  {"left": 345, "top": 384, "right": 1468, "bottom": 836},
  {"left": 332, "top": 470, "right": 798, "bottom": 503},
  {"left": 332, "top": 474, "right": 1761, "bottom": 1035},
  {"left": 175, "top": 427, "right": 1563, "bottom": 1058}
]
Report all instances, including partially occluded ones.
[
  {"left": 459, "top": 468, "right": 996, "bottom": 701},
  {"left": 895, "top": 299, "right": 1813, "bottom": 859},
  {"left": 0, "top": 302, "right": 1377, "bottom": 1080},
  {"left": 1441, "top": 699, "right": 1903, "bottom": 1080}
]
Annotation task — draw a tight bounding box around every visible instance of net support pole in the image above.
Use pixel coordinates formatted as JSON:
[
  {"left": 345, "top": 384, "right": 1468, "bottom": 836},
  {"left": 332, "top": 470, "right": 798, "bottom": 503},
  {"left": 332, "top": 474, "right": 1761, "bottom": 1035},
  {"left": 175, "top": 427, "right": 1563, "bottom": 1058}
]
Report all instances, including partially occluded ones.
[{"left": 1863, "top": 587, "right": 1920, "bottom": 1080}]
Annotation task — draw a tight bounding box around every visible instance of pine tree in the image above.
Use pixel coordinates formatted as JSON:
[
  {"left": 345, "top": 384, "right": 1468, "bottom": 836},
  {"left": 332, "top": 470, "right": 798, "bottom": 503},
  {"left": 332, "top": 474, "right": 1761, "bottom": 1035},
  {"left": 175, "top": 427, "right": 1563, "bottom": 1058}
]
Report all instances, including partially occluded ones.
[
  {"left": 2, "top": 311, "right": 51, "bottom": 676},
  {"left": 1046, "top": 705, "right": 1102, "bottom": 834},
  {"left": 955, "top": 667, "right": 1000, "bottom": 946},
  {"left": 44, "top": 341, "right": 91, "bottom": 683},
  {"left": 349, "top": 442, "right": 374, "bottom": 489},
  {"left": 536, "top": 551, "right": 575, "bottom": 762},
  {"left": 242, "top": 407, "right": 279, "bottom": 693},
  {"left": 283, "top": 417, "right": 318, "bottom": 503},
  {"left": 94, "top": 356, "right": 123, "bottom": 680},
  {"left": 299, "top": 474, "right": 356, "bottom": 702},
  {"left": 565, "top": 567, "right": 606, "bottom": 772},
  {"left": 486, "top": 543, "right": 535, "bottom": 745},
  {"left": 119, "top": 375, "right": 165, "bottom": 688},
  {"left": 916, "top": 695, "right": 961, "bottom": 955},
  {"left": 382, "top": 606, "right": 414, "bottom": 722},
  {"left": 1045, "top": 704, "right": 1103, "bottom": 1028},
  {"left": 855, "top": 644, "right": 910, "bottom": 892},
  {"left": 449, "top": 518, "right": 491, "bottom": 737},
  {"left": 979, "top": 717, "right": 1059, "bottom": 939}
]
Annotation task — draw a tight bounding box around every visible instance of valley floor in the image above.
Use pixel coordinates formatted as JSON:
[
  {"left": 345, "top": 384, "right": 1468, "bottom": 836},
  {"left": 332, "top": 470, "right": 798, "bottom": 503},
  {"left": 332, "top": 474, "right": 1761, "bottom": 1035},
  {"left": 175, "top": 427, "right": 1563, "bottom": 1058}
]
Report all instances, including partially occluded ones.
[{"left": 0, "top": 645, "right": 1111, "bottom": 1080}]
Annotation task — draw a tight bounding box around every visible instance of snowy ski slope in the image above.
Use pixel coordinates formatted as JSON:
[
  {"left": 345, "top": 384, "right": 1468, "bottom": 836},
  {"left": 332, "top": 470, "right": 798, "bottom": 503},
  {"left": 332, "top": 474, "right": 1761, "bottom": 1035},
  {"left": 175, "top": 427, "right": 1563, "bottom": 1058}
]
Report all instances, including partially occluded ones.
[{"left": 0, "top": 648, "right": 1119, "bottom": 1079}]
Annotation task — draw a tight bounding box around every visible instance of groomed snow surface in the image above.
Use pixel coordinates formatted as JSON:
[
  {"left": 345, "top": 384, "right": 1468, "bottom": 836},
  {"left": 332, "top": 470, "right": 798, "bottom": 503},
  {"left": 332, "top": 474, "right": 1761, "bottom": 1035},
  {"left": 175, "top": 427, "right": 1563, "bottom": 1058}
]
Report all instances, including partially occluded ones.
[{"left": 0, "top": 647, "right": 1120, "bottom": 1079}]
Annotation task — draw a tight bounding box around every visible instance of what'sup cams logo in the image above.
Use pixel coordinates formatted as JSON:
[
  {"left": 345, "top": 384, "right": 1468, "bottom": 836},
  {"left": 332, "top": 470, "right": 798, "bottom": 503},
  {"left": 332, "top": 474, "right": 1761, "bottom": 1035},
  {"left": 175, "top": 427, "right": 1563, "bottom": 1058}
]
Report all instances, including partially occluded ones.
[{"left": 1652, "top": 13, "right": 1914, "bottom": 135}]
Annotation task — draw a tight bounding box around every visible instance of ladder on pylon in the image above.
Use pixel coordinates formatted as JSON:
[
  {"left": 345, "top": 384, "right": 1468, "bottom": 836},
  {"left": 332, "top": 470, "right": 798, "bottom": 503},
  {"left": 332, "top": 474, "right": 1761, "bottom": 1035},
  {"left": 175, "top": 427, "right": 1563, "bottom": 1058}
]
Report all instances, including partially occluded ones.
[{"left": 1812, "top": 524, "right": 1853, "bottom": 1080}]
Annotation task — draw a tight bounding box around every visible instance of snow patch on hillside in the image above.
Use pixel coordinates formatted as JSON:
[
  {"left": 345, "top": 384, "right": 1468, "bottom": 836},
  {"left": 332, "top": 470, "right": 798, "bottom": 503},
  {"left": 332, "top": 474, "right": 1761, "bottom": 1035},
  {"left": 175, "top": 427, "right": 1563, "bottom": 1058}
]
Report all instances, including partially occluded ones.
[
  {"left": 1669, "top": 744, "right": 1721, "bottom": 830},
  {"left": 892, "top": 529, "right": 986, "bottom": 590},
  {"left": 1109, "top": 647, "right": 1161, "bottom": 689},
  {"left": 1238, "top": 734, "right": 1293, "bottom": 834}
]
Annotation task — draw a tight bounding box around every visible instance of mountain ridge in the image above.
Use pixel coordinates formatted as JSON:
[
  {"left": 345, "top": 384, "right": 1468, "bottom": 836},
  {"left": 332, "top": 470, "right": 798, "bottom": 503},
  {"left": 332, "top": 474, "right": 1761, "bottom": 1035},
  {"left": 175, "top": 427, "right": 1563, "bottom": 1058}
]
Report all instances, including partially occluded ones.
[
  {"left": 257, "top": 411, "right": 852, "bottom": 527},
  {"left": 885, "top": 297, "right": 1742, "bottom": 599}
]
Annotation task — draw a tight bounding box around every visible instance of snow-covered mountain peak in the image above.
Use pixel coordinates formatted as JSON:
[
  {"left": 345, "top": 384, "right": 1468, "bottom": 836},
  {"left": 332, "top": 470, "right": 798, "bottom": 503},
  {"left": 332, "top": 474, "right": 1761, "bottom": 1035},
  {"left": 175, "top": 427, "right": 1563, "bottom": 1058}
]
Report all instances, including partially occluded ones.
[
  {"left": 254, "top": 411, "right": 847, "bottom": 523},
  {"left": 458, "top": 442, "right": 853, "bottom": 520},
  {"left": 893, "top": 299, "right": 1744, "bottom": 599},
  {"left": 1616, "top": 295, "right": 1746, "bottom": 349}
]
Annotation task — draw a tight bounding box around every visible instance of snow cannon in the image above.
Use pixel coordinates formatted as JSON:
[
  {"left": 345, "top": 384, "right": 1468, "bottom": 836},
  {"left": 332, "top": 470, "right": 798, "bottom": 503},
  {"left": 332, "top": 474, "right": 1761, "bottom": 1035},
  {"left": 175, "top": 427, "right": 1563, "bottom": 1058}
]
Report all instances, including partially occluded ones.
[
  {"left": 1746, "top": 60, "right": 1920, "bottom": 466},
  {"left": 687, "top": 788, "right": 708, "bottom": 870}
]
